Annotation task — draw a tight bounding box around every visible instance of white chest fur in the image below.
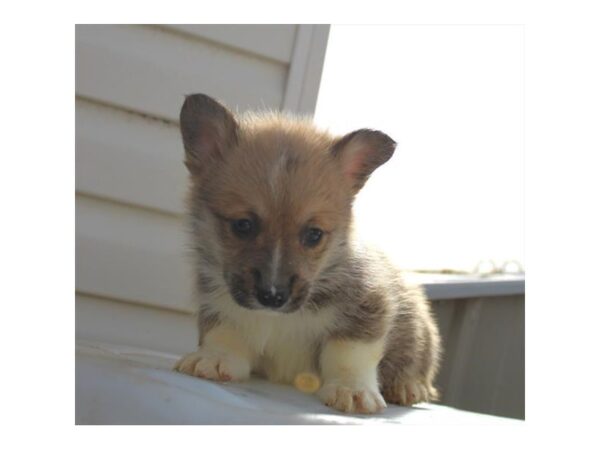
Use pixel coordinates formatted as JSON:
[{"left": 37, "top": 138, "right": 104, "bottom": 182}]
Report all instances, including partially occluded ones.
[{"left": 207, "top": 299, "right": 336, "bottom": 383}]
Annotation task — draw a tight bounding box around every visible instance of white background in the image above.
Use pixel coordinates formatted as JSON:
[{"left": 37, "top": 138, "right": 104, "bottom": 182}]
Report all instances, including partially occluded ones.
[{"left": 315, "top": 25, "right": 524, "bottom": 272}]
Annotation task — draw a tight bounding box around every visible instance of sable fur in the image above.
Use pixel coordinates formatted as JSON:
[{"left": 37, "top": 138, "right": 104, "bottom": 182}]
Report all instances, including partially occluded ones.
[{"left": 175, "top": 94, "right": 441, "bottom": 412}]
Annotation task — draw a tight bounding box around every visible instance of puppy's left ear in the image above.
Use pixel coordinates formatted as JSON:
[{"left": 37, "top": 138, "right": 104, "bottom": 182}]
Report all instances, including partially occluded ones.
[
  {"left": 179, "top": 93, "right": 239, "bottom": 176},
  {"left": 331, "top": 129, "right": 396, "bottom": 193}
]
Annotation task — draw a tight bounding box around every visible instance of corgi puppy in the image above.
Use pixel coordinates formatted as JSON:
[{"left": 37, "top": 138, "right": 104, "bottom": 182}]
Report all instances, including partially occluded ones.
[{"left": 174, "top": 94, "right": 441, "bottom": 414}]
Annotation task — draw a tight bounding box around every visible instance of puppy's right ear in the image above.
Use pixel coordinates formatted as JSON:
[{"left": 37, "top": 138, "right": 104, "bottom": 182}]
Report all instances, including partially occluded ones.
[{"left": 179, "top": 94, "right": 239, "bottom": 175}]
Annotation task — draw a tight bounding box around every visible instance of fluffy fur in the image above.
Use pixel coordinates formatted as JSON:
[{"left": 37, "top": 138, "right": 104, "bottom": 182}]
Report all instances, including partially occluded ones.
[{"left": 174, "top": 94, "right": 441, "bottom": 414}]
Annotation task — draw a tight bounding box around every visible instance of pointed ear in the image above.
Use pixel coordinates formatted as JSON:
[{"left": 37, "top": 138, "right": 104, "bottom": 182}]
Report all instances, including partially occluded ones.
[
  {"left": 179, "top": 94, "right": 239, "bottom": 175},
  {"left": 331, "top": 129, "right": 396, "bottom": 193}
]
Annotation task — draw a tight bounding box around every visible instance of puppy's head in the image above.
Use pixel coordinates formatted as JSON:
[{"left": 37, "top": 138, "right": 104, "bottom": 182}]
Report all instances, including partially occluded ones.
[{"left": 180, "top": 94, "right": 395, "bottom": 313}]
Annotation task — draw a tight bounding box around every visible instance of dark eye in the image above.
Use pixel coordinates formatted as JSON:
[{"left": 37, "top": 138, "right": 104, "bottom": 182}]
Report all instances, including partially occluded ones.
[
  {"left": 303, "top": 227, "right": 324, "bottom": 247},
  {"left": 231, "top": 218, "right": 254, "bottom": 238}
]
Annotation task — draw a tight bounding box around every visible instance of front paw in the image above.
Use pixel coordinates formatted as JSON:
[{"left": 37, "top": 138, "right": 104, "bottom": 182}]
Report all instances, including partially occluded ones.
[
  {"left": 174, "top": 348, "right": 250, "bottom": 382},
  {"left": 318, "top": 382, "right": 387, "bottom": 414},
  {"left": 383, "top": 379, "right": 435, "bottom": 406}
]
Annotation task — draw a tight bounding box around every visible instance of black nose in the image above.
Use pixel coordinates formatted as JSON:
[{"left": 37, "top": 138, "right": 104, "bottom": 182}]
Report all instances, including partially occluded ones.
[{"left": 255, "top": 288, "right": 288, "bottom": 308}]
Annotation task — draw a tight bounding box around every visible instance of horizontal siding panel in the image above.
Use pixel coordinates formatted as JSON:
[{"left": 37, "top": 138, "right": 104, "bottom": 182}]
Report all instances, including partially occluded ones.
[
  {"left": 76, "top": 194, "right": 195, "bottom": 312},
  {"left": 163, "top": 24, "right": 297, "bottom": 64},
  {"left": 76, "top": 99, "right": 187, "bottom": 215},
  {"left": 76, "top": 294, "right": 196, "bottom": 355},
  {"left": 76, "top": 25, "right": 287, "bottom": 122}
]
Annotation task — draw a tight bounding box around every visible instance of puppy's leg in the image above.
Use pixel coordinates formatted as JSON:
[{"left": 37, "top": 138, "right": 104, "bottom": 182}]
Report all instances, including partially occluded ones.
[
  {"left": 175, "top": 322, "right": 252, "bottom": 382},
  {"left": 379, "top": 319, "right": 441, "bottom": 406},
  {"left": 317, "top": 338, "right": 387, "bottom": 414}
]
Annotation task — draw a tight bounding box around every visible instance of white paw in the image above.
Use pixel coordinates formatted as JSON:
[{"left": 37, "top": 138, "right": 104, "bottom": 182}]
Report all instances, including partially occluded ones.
[
  {"left": 318, "top": 382, "right": 387, "bottom": 414},
  {"left": 174, "top": 348, "right": 250, "bottom": 382}
]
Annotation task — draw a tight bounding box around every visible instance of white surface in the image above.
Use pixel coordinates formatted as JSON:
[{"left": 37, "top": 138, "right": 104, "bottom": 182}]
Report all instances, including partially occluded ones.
[{"left": 75, "top": 341, "right": 520, "bottom": 425}]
